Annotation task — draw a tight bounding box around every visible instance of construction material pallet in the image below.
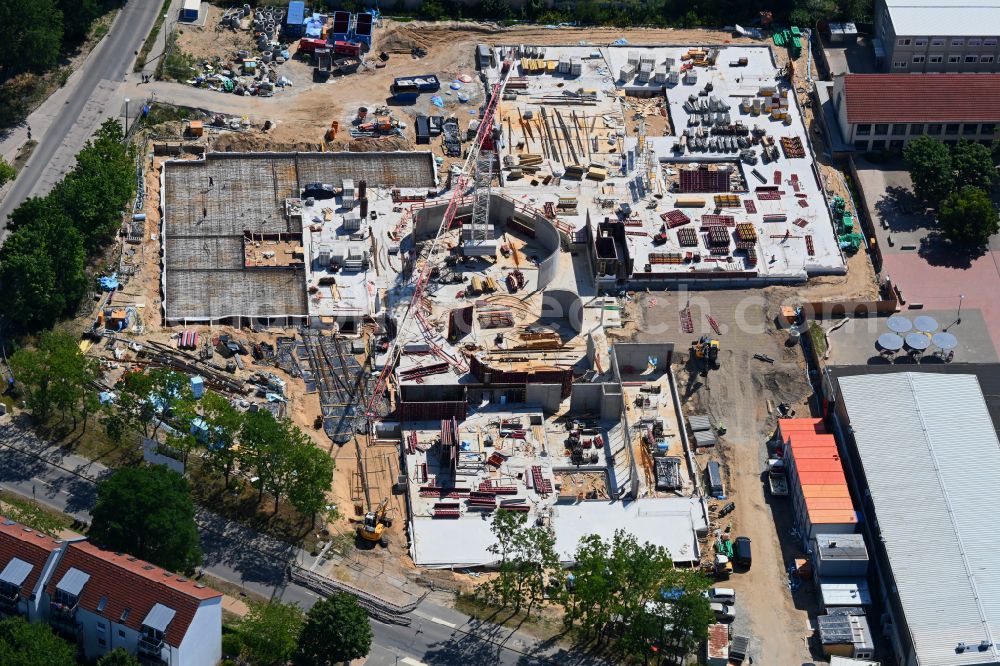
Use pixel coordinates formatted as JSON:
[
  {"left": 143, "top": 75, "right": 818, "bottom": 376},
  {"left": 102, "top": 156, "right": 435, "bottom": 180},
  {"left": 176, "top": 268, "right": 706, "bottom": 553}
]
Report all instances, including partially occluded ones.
[
  {"left": 661, "top": 210, "right": 691, "bottom": 228},
  {"left": 756, "top": 189, "right": 781, "bottom": 201},
  {"left": 677, "top": 227, "right": 699, "bottom": 247},
  {"left": 744, "top": 247, "right": 758, "bottom": 266},
  {"left": 805, "top": 235, "right": 815, "bottom": 256},
  {"left": 750, "top": 168, "right": 767, "bottom": 184},
  {"left": 707, "top": 226, "right": 731, "bottom": 246},
  {"left": 780, "top": 136, "right": 805, "bottom": 158},
  {"left": 735, "top": 222, "right": 757, "bottom": 243},
  {"left": 399, "top": 362, "right": 450, "bottom": 381},
  {"left": 478, "top": 312, "right": 515, "bottom": 329},
  {"left": 743, "top": 199, "right": 758, "bottom": 214},
  {"left": 773, "top": 169, "right": 782, "bottom": 185},
  {"left": 713, "top": 194, "right": 741, "bottom": 207},
  {"left": 735, "top": 240, "right": 756, "bottom": 250},
  {"left": 798, "top": 199, "right": 809, "bottom": 208},
  {"left": 792, "top": 218, "right": 808, "bottom": 228},
  {"left": 625, "top": 230, "right": 648, "bottom": 237},
  {"left": 531, "top": 466, "right": 553, "bottom": 494},
  {"left": 707, "top": 314, "right": 722, "bottom": 335},
  {"left": 622, "top": 218, "right": 644, "bottom": 227},
  {"left": 708, "top": 246, "right": 731, "bottom": 256},
  {"left": 790, "top": 174, "right": 800, "bottom": 192},
  {"left": 650, "top": 252, "right": 685, "bottom": 264},
  {"left": 433, "top": 509, "right": 461, "bottom": 518},
  {"left": 701, "top": 214, "right": 736, "bottom": 227},
  {"left": 487, "top": 452, "right": 507, "bottom": 467}
]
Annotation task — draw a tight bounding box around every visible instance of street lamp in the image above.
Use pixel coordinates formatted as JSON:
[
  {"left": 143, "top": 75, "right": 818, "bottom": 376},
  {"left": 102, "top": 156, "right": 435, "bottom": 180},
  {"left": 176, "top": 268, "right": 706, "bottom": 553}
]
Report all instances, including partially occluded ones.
[
  {"left": 124, "top": 98, "right": 130, "bottom": 135},
  {"left": 957, "top": 293, "right": 965, "bottom": 325}
]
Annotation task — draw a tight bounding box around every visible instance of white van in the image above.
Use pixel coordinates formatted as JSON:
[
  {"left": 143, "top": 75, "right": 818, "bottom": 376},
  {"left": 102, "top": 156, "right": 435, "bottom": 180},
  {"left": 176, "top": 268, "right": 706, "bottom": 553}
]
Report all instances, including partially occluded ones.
[{"left": 710, "top": 587, "right": 736, "bottom": 603}]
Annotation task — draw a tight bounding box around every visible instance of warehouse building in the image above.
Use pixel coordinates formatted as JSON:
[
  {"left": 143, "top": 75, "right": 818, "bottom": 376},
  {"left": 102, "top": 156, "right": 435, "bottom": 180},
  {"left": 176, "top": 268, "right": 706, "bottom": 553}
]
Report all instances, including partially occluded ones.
[
  {"left": 874, "top": 0, "right": 1000, "bottom": 73},
  {"left": 832, "top": 73, "right": 1000, "bottom": 152},
  {"left": 826, "top": 367, "right": 1000, "bottom": 666}
]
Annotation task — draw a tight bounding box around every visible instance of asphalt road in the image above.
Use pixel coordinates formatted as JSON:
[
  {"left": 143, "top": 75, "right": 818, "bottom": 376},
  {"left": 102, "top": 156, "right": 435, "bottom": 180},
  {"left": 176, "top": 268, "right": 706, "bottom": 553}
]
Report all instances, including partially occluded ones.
[
  {"left": 0, "top": 425, "right": 594, "bottom": 666},
  {"left": 0, "top": 0, "right": 163, "bottom": 240}
]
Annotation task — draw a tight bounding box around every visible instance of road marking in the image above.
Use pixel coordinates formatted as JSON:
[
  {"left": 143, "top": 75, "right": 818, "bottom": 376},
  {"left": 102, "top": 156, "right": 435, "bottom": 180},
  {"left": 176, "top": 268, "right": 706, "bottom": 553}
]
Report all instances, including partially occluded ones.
[
  {"left": 400, "top": 658, "right": 427, "bottom": 666},
  {"left": 429, "top": 617, "right": 457, "bottom": 628}
]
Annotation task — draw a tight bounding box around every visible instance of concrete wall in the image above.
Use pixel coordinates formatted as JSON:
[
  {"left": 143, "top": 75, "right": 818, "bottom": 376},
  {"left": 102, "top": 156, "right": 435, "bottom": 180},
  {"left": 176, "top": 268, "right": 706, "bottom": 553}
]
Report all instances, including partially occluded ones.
[
  {"left": 411, "top": 194, "right": 562, "bottom": 290},
  {"left": 569, "top": 383, "right": 623, "bottom": 420},
  {"left": 525, "top": 383, "right": 565, "bottom": 413},
  {"left": 540, "top": 288, "right": 584, "bottom": 333},
  {"left": 610, "top": 343, "right": 674, "bottom": 376}
]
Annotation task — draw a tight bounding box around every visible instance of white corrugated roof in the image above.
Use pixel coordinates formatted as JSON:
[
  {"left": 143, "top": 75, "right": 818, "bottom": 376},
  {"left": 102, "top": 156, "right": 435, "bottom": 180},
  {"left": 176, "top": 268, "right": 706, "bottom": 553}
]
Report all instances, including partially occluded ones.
[
  {"left": 885, "top": 0, "right": 1000, "bottom": 37},
  {"left": 839, "top": 373, "right": 1000, "bottom": 666}
]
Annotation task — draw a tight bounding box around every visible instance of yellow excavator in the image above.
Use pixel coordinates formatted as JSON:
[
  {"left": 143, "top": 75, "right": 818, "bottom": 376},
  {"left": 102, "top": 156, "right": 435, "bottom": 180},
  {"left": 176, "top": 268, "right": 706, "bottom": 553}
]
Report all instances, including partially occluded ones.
[
  {"left": 357, "top": 497, "right": 392, "bottom": 546},
  {"left": 691, "top": 336, "right": 720, "bottom": 374}
]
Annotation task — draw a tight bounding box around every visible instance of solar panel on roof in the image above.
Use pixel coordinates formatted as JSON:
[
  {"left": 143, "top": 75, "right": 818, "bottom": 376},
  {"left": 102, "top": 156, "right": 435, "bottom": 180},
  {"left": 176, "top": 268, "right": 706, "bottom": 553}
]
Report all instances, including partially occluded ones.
[{"left": 0, "top": 558, "right": 33, "bottom": 587}]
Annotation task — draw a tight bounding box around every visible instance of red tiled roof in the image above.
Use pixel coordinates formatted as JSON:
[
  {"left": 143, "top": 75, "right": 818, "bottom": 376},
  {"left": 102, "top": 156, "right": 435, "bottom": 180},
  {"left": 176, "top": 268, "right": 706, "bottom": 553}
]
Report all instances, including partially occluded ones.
[
  {"left": 45, "top": 541, "right": 220, "bottom": 647},
  {"left": 844, "top": 74, "right": 1000, "bottom": 123},
  {"left": 0, "top": 518, "right": 62, "bottom": 600}
]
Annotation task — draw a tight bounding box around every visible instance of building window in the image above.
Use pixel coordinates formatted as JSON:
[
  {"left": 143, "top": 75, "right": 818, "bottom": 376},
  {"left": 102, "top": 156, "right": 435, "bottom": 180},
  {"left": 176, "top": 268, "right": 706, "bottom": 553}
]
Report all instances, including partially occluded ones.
[
  {"left": 871, "top": 140, "right": 886, "bottom": 150},
  {"left": 945, "top": 123, "right": 960, "bottom": 134},
  {"left": 966, "top": 55, "right": 979, "bottom": 63},
  {"left": 893, "top": 60, "right": 908, "bottom": 69},
  {"left": 913, "top": 55, "right": 925, "bottom": 63},
  {"left": 856, "top": 123, "right": 872, "bottom": 135},
  {"left": 855, "top": 140, "right": 870, "bottom": 151},
  {"left": 982, "top": 55, "right": 995, "bottom": 63},
  {"left": 874, "top": 123, "right": 889, "bottom": 135},
  {"left": 889, "top": 139, "right": 905, "bottom": 151},
  {"left": 97, "top": 623, "right": 106, "bottom": 633},
  {"left": 914, "top": 38, "right": 928, "bottom": 46},
  {"left": 98, "top": 638, "right": 107, "bottom": 647},
  {"left": 118, "top": 630, "right": 125, "bottom": 638},
  {"left": 909, "top": 124, "right": 925, "bottom": 134},
  {"left": 929, "top": 54, "right": 943, "bottom": 63},
  {"left": 981, "top": 124, "right": 996, "bottom": 135},
  {"left": 931, "top": 38, "right": 945, "bottom": 46},
  {"left": 985, "top": 38, "right": 998, "bottom": 46},
  {"left": 969, "top": 38, "right": 982, "bottom": 46},
  {"left": 892, "top": 123, "right": 907, "bottom": 135},
  {"left": 927, "top": 123, "right": 943, "bottom": 134},
  {"left": 963, "top": 123, "right": 979, "bottom": 135},
  {"left": 948, "top": 55, "right": 961, "bottom": 63},
  {"left": 951, "top": 39, "right": 965, "bottom": 46},
  {"left": 897, "top": 38, "right": 911, "bottom": 46}
]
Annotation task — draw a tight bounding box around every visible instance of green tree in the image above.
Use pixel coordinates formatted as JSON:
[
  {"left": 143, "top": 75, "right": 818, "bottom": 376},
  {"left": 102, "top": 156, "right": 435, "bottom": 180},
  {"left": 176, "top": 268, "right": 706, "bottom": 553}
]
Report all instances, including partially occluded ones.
[
  {"left": 483, "top": 509, "right": 563, "bottom": 615},
  {"left": 0, "top": 616, "right": 76, "bottom": 666},
  {"left": 904, "top": 136, "right": 954, "bottom": 205},
  {"left": 9, "top": 329, "right": 98, "bottom": 424},
  {"left": 0, "top": 198, "right": 87, "bottom": 333},
  {"left": 240, "top": 600, "right": 305, "bottom": 666},
  {"left": 0, "top": 157, "right": 14, "bottom": 187},
  {"left": 562, "top": 530, "right": 711, "bottom": 663},
  {"left": 939, "top": 185, "right": 999, "bottom": 247},
  {"left": 295, "top": 594, "right": 372, "bottom": 666},
  {"left": 54, "top": 119, "right": 136, "bottom": 252},
  {"left": 89, "top": 465, "right": 202, "bottom": 573},
  {"left": 96, "top": 648, "right": 142, "bottom": 666},
  {"left": 198, "top": 391, "right": 245, "bottom": 487},
  {"left": 0, "top": 0, "right": 64, "bottom": 75},
  {"left": 951, "top": 139, "right": 997, "bottom": 191},
  {"left": 115, "top": 369, "right": 194, "bottom": 441},
  {"left": 286, "top": 434, "right": 335, "bottom": 524}
]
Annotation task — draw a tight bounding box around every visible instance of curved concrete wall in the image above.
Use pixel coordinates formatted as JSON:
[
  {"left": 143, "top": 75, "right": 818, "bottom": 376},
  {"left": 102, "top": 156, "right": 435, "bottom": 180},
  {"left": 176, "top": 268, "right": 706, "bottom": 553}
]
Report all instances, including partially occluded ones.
[
  {"left": 409, "top": 194, "right": 561, "bottom": 290},
  {"left": 540, "top": 288, "right": 584, "bottom": 333}
]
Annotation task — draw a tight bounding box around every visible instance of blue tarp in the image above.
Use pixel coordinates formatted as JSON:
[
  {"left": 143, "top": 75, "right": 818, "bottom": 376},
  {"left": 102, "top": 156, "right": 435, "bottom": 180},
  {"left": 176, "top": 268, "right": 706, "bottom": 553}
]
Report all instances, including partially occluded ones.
[
  {"left": 287, "top": 0, "right": 305, "bottom": 25},
  {"left": 304, "top": 13, "right": 324, "bottom": 38},
  {"left": 98, "top": 274, "right": 119, "bottom": 291}
]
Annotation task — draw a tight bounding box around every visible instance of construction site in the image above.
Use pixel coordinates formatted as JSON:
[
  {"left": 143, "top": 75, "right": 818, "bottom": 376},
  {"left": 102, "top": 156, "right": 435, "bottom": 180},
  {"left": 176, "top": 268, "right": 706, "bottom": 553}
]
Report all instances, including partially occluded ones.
[{"left": 141, "top": 41, "right": 848, "bottom": 570}]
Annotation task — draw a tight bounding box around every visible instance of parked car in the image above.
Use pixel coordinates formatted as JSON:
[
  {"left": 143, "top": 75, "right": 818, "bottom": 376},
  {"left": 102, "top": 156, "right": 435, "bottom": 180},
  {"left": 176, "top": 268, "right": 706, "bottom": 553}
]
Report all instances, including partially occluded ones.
[
  {"left": 734, "top": 536, "right": 752, "bottom": 569},
  {"left": 710, "top": 602, "right": 735, "bottom": 622},
  {"left": 709, "top": 587, "right": 736, "bottom": 603}
]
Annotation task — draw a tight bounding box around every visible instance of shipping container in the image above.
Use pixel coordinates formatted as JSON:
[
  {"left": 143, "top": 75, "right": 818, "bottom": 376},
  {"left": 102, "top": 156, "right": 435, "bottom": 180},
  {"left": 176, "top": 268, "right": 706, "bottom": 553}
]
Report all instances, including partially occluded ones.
[{"left": 706, "top": 460, "right": 724, "bottom": 497}]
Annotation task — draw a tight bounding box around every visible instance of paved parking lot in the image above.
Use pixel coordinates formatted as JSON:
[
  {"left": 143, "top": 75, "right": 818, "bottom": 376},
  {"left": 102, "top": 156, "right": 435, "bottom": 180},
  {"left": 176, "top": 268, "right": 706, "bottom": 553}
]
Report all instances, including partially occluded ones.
[{"left": 852, "top": 157, "right": 1000, "bottom": 358}]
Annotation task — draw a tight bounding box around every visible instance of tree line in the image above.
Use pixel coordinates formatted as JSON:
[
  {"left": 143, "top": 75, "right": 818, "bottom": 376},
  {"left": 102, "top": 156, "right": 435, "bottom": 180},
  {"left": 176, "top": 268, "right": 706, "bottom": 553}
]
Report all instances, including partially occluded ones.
[
  {"left": 481, "top": 509, "right": 714, "bottom": 664},
  {"left": 903, "top": 137, "right": 999, "bottom": 247},
  {"left": 0, "top": 119, "right": 136, "bottom": 335},
  {"left": 401, "top": 0, "right": 872, "bottom": 31}
]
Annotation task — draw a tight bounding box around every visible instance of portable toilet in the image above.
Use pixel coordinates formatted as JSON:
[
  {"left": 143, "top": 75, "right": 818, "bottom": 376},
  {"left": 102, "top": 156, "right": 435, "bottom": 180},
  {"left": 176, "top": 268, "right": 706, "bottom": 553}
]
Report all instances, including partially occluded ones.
[{"left": 190, "top": 375, "right": 205, "bottom": 399}]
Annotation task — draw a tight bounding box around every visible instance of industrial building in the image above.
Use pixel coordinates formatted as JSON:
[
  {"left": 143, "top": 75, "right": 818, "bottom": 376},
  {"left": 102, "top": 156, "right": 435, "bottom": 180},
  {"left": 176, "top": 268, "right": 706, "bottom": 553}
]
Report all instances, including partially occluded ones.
[
  {"left": 874, "top": 0, "right": 1000, "bottom": 73},
  {"left": 0, "top": 523, "right": 222, "bottom": 666},
  {"left": 826, "top": 366, "right": 1000, "bottom": 666},
  {"left": 832, "top": 73, "right": 1000, "bottom": 152}
]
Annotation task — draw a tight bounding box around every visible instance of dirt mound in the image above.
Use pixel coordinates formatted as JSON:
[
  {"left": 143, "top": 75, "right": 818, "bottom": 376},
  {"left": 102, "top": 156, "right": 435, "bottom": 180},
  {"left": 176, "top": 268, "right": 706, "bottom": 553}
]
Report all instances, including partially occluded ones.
[
  {"left": 376, "top": 20, "right": 500, "bottom": 53},
  {"left": 340, "top": 135, "right": 414, "bottom": 152},
  {"left": 209, "top": 130, "right": 324, "bottom": 152}
]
